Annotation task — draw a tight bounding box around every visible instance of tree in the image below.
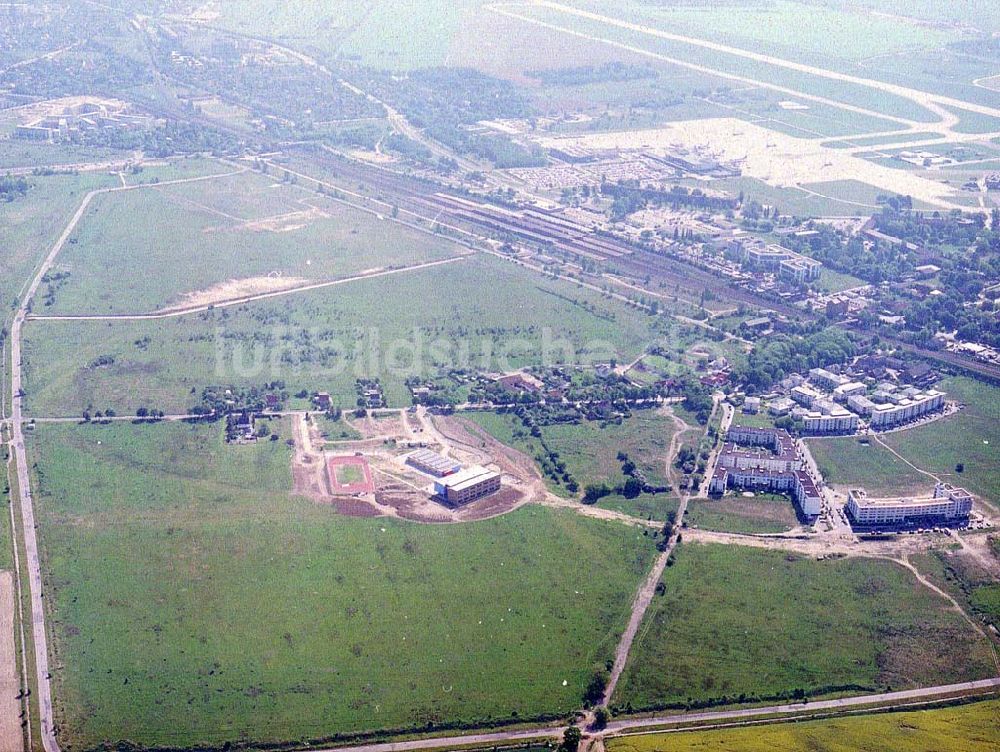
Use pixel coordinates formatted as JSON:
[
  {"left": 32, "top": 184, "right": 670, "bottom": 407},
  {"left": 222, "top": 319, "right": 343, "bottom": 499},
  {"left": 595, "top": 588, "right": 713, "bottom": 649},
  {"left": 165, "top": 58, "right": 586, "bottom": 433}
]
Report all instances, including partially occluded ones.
[
  {"left": 956, "top": 463, "right": 964, "bottom": 473},
  {"left": 561, "top": 726, "right": 582, "bottom": 752},
  {"left": 583, "top": 668, "right": 609, "bottom": 706},
  {"left": 593, "top": 706, "right": 610, "bottom": 729},
  {"left": 623, "top": 477, "right": 643, "bottom": 499}
]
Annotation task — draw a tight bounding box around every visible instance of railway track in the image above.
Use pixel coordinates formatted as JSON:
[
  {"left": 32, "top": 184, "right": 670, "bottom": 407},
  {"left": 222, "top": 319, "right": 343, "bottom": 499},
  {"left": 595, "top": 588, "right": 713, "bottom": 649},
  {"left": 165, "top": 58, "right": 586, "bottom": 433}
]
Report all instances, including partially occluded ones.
[{"left": 286, "top": 146, "right": 1000, "bottom": 382}]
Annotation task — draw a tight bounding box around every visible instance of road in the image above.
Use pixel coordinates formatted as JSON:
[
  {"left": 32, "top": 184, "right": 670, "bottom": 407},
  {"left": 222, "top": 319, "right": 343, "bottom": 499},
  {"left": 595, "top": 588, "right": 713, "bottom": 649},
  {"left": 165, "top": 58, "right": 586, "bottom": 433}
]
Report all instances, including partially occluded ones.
[
  {"left": 26, "top": 255, "right": 470, "bottom": 321},
  {"left": 797, "top": 438, "right": 854, "bottom": 539},
  {"left": 5, "top": 167, "right": 254, "bottom": 752},
  {"left": 7, "top": 184, "right": 96, "bottom": 752},
  {"left": 302, "top": 677, "right": 1000, "bottom": 752}
]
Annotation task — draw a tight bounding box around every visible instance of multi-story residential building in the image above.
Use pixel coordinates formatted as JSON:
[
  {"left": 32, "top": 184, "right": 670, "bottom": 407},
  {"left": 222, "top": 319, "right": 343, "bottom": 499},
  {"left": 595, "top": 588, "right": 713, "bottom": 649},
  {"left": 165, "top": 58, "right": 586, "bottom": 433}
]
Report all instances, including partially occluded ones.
[{"left": 846, "top": 483, "right": 973, "bottom": 526}]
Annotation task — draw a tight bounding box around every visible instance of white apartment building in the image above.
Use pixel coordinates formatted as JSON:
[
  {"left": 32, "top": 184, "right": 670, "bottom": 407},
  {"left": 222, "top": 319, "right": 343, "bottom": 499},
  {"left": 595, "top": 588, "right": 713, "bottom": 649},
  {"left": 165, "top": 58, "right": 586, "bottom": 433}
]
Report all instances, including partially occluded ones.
[
  {"left": 869, "top": 390, "right": 945, "bottom": 429},
  {"left": 846, "top": 483, "right": 973, "bottom": 526}
]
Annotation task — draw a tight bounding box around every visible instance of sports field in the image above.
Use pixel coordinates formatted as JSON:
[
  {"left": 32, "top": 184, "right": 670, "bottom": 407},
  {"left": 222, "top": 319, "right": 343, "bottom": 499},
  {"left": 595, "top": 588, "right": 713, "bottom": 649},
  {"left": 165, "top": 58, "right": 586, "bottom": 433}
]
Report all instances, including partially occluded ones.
[
  {"left": 607, "top": 697, "right": 1000, "bottom": 752},
  {"left": 612, "top": 543, "right": 996, "bottom": 713},
  {"left": 28, "top": 420, "right": 656, "bottom": 748},
  {"left": 327, "top": 454, "right": 374, "bottom": 494}
]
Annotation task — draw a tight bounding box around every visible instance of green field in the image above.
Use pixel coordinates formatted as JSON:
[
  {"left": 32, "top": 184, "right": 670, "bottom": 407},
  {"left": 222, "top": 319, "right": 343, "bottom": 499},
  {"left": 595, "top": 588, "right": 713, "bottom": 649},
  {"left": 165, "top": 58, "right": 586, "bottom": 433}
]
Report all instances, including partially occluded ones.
[
  {"left": 806, "top": 437, "right": 930, "bottom": 497},
  {"left": 464, "top": 408, "right": 679, "bottom": 506},
  {"left": 0, "top": 171, "right": 119, "bottom": 311},
  {"left": 519, "top": 3, "right": 938, "bottom": 124},
  {"left": 22, "top": 253, "right": 668, "bottom": 416},
  {"left": 0, "top": 140, "right": 122, "bottom": 169},
  {"left": 814, "top": 266, "right": 866, "bottom": 293},
  {"left": 630, "top": 0, "right": 964, "bottom": 64},
  {"left": 911, "top": 547, "right": 1000, "bottom": 633},
  {"left": 713, "top": 177, "right": 880, "bottom": 218},
  {"left": 607, "top": 698, "right": 1000, "bottom": 752},
  {"left": 336, "top": 463, "right": 364, "bottom": 485},
  {"left": 43, "top": 169, "right": 462, "bottom": 315},
  {"left": 879, "top": 378, "right": 1000, "bottom": 509},
  {"left": 207, "top": 0, "right": 484, "bottom": 69},
  {"left": 29, "top": 420, "right": 656, "bottom": 749},
  {"left": 685, "top": 494, "right": 800, "bottom": 534},
  {"left": 612, "top": 543, "right": 996, "bottom": 713}
]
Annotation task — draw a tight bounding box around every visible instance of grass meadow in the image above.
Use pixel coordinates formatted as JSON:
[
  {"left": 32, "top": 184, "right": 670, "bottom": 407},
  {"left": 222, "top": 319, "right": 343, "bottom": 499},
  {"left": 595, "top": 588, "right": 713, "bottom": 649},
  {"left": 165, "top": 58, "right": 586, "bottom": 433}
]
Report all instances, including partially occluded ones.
[
  {"left": 879, "top": 378, "right": 1000, "bottom": 509},
  {"left": 806, "top": 437, "right": 929, "bottom": 497},
  {"left": 0, "top": 140, "right": 121, "bottom": 169},
  {"left": 29, "top": 420, "right": 656, "bottom": 749},
  {"left": 607, "top": 698, "right": 1000, "bottom": 752},
  {"left": 910, "top": 549, "right": 1000, "bottom": 635},
  {"left": 0, "top": 171, "right": 119, "bottom": 310},
  {"left": 624, "top": 0, "right": 964, "bottom": 65},
  {"left": 520, "top": 3, "right": 937, "bottom": 124},
  {"left": 612, "top": 543, "right": 997, "bottom": 713},
  {"left": 465, "top": 408, "right": 679, "bottom": 509},
  {"left": 209, "top": 0, "right": 482, "bottom": 69},
  {"left": 22, "top": 253, "right": 668, "bottom": 416},
  {"left": 685, "top": 494, "right": 800, "bottom": 534},
  {"left": 43, "top": 169, "right": 462, "bottom": 315}
]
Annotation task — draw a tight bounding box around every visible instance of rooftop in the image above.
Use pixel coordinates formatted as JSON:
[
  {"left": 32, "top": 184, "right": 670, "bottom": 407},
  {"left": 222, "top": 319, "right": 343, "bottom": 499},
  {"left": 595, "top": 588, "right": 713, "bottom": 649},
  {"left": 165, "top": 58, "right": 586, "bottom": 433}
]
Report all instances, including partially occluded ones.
[{"left": 438, "top": 465, "right": 500, "bottom": 492}]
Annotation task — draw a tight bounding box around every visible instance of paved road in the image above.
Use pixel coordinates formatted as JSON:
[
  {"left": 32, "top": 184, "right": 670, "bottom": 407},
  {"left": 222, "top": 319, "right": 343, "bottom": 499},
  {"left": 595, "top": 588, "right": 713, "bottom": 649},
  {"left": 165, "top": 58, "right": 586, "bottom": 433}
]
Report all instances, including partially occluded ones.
[
  {"left": 306, "top": 677, "right": 1000, "bottom": 752},
  {"left": 7, "top": 168, "right": 250, "bottom": 752}
]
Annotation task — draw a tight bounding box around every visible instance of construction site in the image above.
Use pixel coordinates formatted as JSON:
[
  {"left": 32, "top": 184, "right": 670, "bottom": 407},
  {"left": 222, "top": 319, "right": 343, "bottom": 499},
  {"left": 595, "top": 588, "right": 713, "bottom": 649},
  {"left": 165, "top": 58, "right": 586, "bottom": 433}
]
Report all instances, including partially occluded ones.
[{"left": 290, "top": 406, "right": 530, "bottom": 523}]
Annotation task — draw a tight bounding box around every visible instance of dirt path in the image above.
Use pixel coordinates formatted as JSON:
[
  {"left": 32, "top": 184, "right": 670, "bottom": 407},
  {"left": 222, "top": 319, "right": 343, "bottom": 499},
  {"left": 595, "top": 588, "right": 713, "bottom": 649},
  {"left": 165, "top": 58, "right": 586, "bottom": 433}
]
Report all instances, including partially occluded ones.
[
  {"left": 0, "top": 571, "right": 23, "bottom": 752},
  {"left": 600, "top": 405, "right": 696, "bottom": 708},
  {"left": 897, "top": 557, "right": 1000, "bottom": 674},
  {"left": 28, "top": 255, "right": 470, "bottom": 321},
  {"left": 870, "top": 433, "right": 942, "bottom": 483}
]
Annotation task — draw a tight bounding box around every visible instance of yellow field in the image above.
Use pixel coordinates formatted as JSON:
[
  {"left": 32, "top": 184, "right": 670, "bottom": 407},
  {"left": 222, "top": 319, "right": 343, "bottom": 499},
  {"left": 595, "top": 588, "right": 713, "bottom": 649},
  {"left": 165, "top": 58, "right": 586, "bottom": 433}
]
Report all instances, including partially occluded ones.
[{"left": 607, "top": 699, "right": 1000, "bottom": 752}]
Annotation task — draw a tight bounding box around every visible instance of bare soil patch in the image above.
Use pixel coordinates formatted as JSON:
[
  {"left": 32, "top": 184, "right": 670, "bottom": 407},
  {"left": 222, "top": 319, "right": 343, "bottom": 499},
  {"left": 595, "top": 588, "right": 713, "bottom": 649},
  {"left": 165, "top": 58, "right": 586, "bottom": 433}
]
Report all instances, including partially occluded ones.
[
  {"left": 290, "top": 412, "right": 534, "bottom": 523},
  {"left": 241, "top": 206, "right": 328, "bottom": 233},
  {"left": 435, "top": 415, "right": 545, "bottom": 493},
  {"left": 159, "top": 275, "right": 310, "bottom": 312}
]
